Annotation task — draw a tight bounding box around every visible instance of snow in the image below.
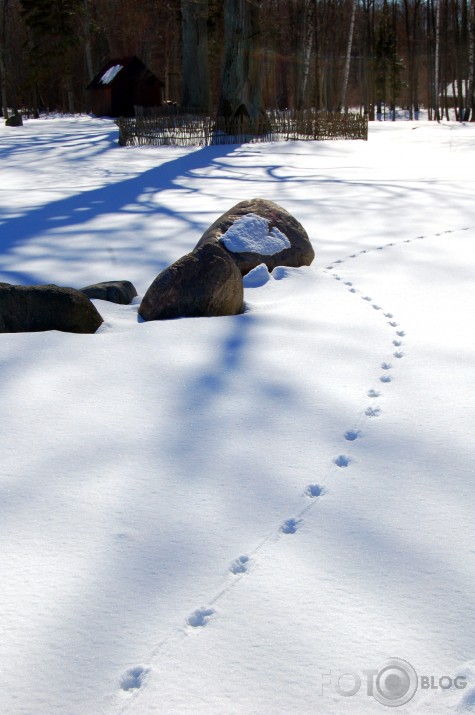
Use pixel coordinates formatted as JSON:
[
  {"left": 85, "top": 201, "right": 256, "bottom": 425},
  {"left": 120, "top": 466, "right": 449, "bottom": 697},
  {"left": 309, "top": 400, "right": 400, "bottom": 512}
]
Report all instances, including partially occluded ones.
[
  {"left": 243, "top": 262, "right": 271, "bottom": 287},
  {"left": 221, "top": 212, "right": 291, "bottom": 254},
  {"left": 1, "top": 115, "right": 475, "bottom": 714},
  {"left": 100, "top": 65, "right": 123, "bottom": 85}
]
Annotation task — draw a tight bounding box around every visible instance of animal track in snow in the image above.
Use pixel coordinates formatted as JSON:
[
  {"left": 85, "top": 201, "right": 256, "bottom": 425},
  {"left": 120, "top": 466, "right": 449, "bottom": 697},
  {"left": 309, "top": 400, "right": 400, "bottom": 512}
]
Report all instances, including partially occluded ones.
[
  {"left": 396, "top": 330, "right": 406, "bottom": 337},
  {"left": 334, "top": 454, "right": 351, "bottom": 468},
  {"left": 367, "top": 389, "right": 381, "bottom": 398},
  {"left": 329, "top": 229, "right": 475, "bottom": 267},
  {"left": 381, "top": 362, "right": 392, "bottom": 370},
  {"left": 344, "top": 429, "right": 360, "bottom": 441},
  {"left": 281, "top": 518, "right": 301, "bottom": 534},
  {"left": 394, "top": 351, "right": 404, "bottom": 358},
  {"left": 365, "top": 406, "right": 381, "bottom": 417},
  {"left": 373, "top": 304, "right": 381, "bottom": 310},
  {"left": 393, "top": 339, "right": 402, "bottom": 347},
  {"left": 379, "top": 374, "right": 392, "bottom": 383},
  {"left": 120, "top": 666, "right": 150, "bottom": 691},
  {"left": 187, "top": 607, "right": 215, "bottom": 628},
  {"left": 388, "top": 321, "right": 398, "bottom": 327},
  {"left": 229, "top": 555, "right": 250, "bottom": 575},
  {"left": 305, "top": 483, "right": 324, "bottom": 498},
  {"left": 384, "top": 312, "right": 393, "bottom": 318},
  {"left": 344, "top": 281, "right": 353, "bottom": 286},
  {"left": 363, "top": 295, "right": 372, "bottom": 301}
]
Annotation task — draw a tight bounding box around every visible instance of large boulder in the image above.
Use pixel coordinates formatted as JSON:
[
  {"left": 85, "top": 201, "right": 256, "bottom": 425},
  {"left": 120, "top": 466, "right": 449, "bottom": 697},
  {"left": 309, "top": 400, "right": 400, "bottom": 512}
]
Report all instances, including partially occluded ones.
[
  {"left": 80, "top": 280, "right": 138, "bottom": 305},
  {"left": 0, "top": 283, "right": 103, "bottom": 334},
  {"left": 194, "top": 198, "right": 314, "bottom": 275},
  {"left": 139, "top": 242, "right": 243, "bottom": 321}
]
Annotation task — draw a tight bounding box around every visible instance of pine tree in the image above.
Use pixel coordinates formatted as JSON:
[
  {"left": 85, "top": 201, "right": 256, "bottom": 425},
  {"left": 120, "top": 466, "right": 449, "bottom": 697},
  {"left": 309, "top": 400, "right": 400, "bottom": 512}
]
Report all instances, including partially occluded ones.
[
  {"left": 20, "top": 0, "right": 82, "bottom": 111},
  {"left": 375, "top": 0, "right": 404, "bottom": 118}
]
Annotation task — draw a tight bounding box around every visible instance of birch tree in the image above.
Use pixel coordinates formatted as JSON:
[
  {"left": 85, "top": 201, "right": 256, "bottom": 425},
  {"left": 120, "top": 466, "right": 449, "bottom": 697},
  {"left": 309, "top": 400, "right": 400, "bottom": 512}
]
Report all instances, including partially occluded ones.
[
  {"left": 434, "top": 0, "right": 441, "bottom": 119},
  {"left": 296, "top": 0, "right": 315, "bottom": 109},
  {"left": 340, "top": 0, "right": 357, "bottom": 112}
]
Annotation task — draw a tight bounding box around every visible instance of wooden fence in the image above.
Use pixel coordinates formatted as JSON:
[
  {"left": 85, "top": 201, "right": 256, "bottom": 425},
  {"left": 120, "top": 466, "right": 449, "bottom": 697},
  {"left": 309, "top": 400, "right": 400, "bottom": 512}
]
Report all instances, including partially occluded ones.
[{"left": 116, "top": 109, "right": 368, "bottom": 147}]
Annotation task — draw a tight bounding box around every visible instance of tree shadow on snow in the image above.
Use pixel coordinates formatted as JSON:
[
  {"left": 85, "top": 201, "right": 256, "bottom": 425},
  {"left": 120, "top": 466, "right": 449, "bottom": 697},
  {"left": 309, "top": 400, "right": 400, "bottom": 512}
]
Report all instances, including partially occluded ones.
[{"left": 0, "top": 141, "right": 240, "bottom": 285}]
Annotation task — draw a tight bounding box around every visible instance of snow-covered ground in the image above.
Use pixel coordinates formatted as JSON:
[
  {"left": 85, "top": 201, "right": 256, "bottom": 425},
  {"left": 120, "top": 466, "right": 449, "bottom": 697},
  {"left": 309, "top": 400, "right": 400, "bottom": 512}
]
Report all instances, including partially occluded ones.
[{"left": 1, "top": 116, "right": 475, "bottom": 714}]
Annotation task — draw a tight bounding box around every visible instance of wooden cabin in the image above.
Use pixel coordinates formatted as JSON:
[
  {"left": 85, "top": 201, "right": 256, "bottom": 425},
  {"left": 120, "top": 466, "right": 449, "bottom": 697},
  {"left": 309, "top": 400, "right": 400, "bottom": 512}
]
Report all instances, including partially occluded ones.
[{"left": 87, "top": 57, "right": 164, "bottom": 118}]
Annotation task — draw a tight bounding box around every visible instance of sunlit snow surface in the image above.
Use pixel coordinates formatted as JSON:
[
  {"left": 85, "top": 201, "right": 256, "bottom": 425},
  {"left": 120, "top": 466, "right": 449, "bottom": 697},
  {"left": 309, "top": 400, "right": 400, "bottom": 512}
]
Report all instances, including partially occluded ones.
[{"left": 0, "top": 116, "right": 475, "bottom": 714}]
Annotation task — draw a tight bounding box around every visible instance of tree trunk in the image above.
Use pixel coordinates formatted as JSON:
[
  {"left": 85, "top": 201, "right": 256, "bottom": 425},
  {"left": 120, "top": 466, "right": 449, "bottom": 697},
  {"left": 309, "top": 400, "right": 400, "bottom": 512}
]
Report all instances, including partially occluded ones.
[
  {"left": 181, "top": 0, "right": 210, "bottom": 112},
  {"left": 434, "top": 0, "right": 440, "bottom": 119},
  {"left": 218, "top": 0, "right": 266, "bottom": 126},
  {"left": 361, "top": 0, "right": 375, "bottom": 119},
  {"left": 441, "top": 0, "right": 451, "bottom": 119},
  {"left": 403, "top": 0, "right": 422, "bottom": 119},
  {"left": 340, "top": 0, "right": 357, "bottom": 112},
  {"left": 83, "top": 0, "right": 94, "bottom": 81},
  {"left": 66, "top": 74, "right": 75, "bottom": 114},
  {"left": 0, "top": 0, "right": 8, "bottom": 118},
  {"left": 468, "top": 0, "right": 475, "bottom": 119},
  {"left": 452, "top": 0, "right": 463, "bottom": 120},
  {"left": 296, "top": 0, "right": 315, "bottom": 110}
]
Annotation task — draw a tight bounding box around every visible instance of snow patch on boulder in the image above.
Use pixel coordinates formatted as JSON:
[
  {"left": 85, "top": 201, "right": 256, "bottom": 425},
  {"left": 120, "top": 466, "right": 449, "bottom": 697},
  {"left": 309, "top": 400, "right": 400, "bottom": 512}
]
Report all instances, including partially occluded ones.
[{"left": 222, "top": 213, "right": 291, "bottom": 255}]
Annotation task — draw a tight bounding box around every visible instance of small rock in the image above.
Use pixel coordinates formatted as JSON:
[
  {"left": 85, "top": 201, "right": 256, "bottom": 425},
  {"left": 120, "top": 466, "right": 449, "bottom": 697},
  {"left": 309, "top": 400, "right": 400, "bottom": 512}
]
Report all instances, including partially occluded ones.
[{"left": 80, "top": 280, "right": 138, "bottom": 305}]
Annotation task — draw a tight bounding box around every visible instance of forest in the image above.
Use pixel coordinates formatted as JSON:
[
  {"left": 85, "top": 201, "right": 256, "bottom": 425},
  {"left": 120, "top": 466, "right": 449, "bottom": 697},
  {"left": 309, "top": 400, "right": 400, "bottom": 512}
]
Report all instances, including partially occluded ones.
[{"left": 0, "top": 0, "right": 474, "bottom": 122}]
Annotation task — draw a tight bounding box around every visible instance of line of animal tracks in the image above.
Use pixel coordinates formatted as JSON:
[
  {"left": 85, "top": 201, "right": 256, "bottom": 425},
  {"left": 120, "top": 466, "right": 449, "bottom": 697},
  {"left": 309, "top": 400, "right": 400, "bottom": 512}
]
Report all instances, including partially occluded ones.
[{"left": 116, "top": 225, "right": 472, "bottom": 712}]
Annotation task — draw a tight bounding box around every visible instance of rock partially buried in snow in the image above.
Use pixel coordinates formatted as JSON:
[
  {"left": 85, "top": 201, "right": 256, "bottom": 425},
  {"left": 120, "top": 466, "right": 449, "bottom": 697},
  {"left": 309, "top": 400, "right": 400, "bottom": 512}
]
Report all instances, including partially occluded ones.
[
  {"left": 139, "top": 200, "right": 313, "bottom": 322},
  {"left": 5, "top": 113, "right": 23, "bottom": 127},
  {"left": 139, "top": 242, "right": 243, "bottom": 321},
  {"left": 0, "top": 283, "right": 103, "bottom": 334},
  {"left": 195, "top": 198, "right": 314, "bottom": 276},
  {"left": 80, "top": 280, "right": 138, "bottom": 305}
]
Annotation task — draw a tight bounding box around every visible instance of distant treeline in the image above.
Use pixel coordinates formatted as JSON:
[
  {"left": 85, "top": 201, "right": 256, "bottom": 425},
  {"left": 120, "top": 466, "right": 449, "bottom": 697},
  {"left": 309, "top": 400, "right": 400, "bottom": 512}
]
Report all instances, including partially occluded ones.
[{"left": 1, "top": 0, "right": 473, "bottom": 122}]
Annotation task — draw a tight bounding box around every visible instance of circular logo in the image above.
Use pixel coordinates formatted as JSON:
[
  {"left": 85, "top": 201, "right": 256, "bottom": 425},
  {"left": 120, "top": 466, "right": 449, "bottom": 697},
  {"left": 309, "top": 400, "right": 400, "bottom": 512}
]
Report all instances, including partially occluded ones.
[{"left": 373, "top": 658, "right": 418, "bottom": 707}]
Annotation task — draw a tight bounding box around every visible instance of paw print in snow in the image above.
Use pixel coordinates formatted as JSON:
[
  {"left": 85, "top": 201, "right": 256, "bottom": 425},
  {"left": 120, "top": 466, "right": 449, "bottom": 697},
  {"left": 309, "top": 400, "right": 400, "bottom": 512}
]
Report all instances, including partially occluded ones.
[
  {"left": 187, "top": 608, "right": 215, "bottom": 628},
  {"left": 120, "top": 666, "right": 150, "bottom": 691},
  {"left": 229, "top": 555, "right": 250, "bottom": 575},
  {"left": 281, "top": 518, "right": 301, "bottom": 534}
]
